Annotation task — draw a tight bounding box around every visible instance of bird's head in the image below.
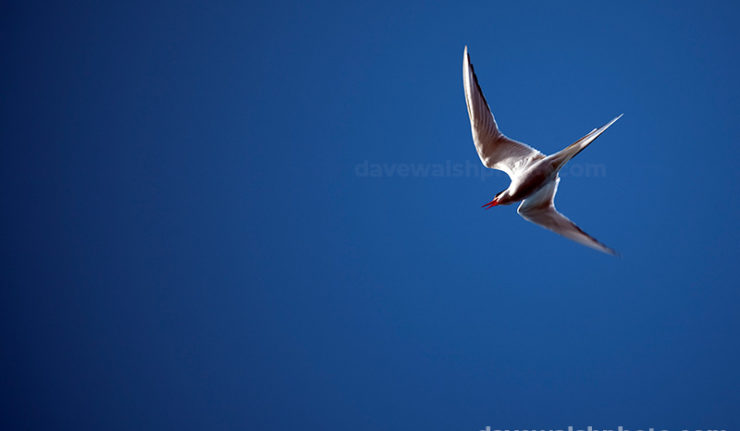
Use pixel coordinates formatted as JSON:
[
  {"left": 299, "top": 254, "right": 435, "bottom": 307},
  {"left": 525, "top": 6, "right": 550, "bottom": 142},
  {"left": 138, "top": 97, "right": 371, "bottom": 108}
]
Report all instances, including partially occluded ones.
[{"left": 481, "top": 189, "right": 507, "bottom": 209}]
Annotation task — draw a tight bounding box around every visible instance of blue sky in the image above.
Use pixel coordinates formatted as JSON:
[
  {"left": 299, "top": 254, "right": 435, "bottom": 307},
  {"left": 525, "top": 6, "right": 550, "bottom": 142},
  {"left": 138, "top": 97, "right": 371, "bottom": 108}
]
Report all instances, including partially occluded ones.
[{"left": 2, "top": 1, "right": 739, "bottom": 430}]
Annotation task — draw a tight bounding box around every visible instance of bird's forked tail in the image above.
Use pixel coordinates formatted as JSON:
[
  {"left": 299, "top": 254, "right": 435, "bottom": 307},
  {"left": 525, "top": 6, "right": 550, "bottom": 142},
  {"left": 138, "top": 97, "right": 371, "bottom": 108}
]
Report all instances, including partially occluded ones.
[{"left": 549, "top": 114, "right": 622, "bottom": 172}]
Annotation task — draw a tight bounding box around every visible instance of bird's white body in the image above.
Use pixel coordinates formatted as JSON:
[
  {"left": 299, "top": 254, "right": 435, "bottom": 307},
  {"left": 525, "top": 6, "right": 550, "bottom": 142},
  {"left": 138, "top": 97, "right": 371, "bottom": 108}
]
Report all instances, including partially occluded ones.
[{"left": 462, "top": 46, "right": 621, "bottom": 255}]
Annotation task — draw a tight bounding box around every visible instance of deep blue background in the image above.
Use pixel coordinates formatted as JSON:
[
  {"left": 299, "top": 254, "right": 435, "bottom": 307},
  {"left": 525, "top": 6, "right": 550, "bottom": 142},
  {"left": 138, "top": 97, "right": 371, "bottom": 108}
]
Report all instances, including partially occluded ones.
[{"left": 2, "top": 1, "right": 739, "bottom": 430}]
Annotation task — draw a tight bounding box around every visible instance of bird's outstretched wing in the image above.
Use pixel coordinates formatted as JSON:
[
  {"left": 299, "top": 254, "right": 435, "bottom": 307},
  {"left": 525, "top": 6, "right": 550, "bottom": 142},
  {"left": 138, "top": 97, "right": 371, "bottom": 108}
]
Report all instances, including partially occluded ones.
[
  {"left": 463, "top": 46, "right": 544, "bottom": 179},
  {"left": 517, "top": 178, "right": 618, "bottom": 255}
]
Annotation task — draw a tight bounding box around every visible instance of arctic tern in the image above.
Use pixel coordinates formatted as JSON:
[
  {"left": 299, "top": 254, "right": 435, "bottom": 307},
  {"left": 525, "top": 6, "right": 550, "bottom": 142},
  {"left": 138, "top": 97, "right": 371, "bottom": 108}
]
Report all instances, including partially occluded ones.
[{"left": 463, "top": 46, "right": 620, "bottom": 255}]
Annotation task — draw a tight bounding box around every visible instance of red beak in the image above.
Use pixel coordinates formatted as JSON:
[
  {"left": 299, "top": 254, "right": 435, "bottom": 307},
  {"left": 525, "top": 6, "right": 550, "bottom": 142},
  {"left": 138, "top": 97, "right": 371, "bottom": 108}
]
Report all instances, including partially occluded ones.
[{"left": 481, "top": 199, "right": 499, "bottom": 209}]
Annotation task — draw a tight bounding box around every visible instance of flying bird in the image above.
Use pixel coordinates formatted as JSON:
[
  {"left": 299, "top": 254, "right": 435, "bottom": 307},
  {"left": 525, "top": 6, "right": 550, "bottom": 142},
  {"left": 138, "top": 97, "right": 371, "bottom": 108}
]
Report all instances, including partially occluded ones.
[{"left": 462, "top": 46, "right": 620, "bottom": 255}]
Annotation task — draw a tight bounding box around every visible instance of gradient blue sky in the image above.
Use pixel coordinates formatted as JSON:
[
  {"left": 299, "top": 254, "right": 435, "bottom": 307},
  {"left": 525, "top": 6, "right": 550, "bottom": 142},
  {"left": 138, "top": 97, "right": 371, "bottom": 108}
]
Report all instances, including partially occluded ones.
[{"left": 2, "top": 1, "right": 739, "bottom": 430}]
